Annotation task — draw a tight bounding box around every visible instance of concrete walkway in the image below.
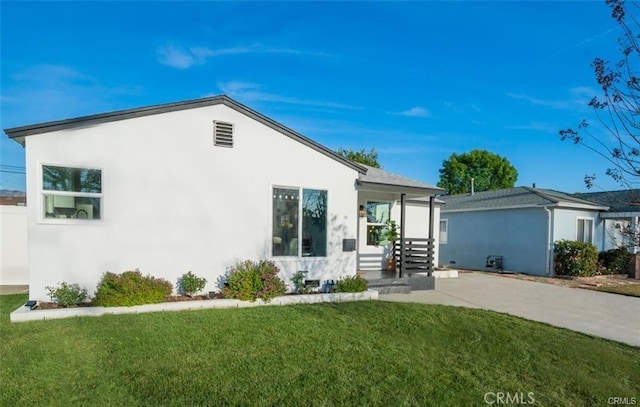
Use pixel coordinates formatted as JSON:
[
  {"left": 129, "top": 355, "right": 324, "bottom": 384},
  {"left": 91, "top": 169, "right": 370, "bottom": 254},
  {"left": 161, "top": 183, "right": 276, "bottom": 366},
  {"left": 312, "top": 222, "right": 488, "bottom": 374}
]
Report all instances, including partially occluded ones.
[{"left": 381, "top": 272, "right": 640, "bottom": 347}]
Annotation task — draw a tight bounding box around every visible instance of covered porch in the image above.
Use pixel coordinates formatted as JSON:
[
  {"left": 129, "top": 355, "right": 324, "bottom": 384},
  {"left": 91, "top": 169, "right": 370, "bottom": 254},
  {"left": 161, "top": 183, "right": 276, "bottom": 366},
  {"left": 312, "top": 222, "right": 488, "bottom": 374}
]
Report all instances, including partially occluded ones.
[{"left": 354, "top": 165, "right": 443, "bottom": 292}]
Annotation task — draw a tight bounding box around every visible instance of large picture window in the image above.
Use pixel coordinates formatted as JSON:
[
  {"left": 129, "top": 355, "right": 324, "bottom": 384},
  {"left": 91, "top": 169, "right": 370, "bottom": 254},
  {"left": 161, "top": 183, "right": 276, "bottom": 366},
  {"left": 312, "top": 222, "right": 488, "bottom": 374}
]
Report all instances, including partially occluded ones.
[
  {"left": 367, "top": 201, "right": 390, "bottom": 246},
  {"left": 273, "top": 187, "right": 327, "bottom": 257},
  {"left": 42, "top": 165, "right": 102, "bottom": 220}
]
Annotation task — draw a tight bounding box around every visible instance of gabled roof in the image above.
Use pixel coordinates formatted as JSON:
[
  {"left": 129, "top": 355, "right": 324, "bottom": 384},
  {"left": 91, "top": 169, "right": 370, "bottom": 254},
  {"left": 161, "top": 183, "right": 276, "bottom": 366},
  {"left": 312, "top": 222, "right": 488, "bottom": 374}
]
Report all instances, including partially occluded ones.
[
  {"left": 440, "top": 186, "right": 609, "bottom": 212},
  {"left": 573, "top": 189, "right": 640, "bottom": 214},
  {"left": 357, "top": 164, "right": 443, "bottom": 196},
  {"left": 3, "top": 95, "right": 367, "bottom": 174}
]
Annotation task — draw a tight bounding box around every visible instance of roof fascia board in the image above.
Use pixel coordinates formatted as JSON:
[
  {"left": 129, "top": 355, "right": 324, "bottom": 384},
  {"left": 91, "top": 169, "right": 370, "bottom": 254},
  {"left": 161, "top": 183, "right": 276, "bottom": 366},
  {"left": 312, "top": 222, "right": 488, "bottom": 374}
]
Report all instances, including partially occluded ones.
[
  {"left": 219, "top": 98, "right": 367, "bottom": 174},
  {"left": 4, "top": 95, "right": 367, "bottom": 174},
  {"left": 550, "top": 202, "right": 609, "bottom": 211},
  {"left": 442, "top": 202, "right": 607, "bottom": 213},
  {"left": 600, "top": 211, "right": 640, "bottom": 218},
  {"left": 356, "top": 180, "right": 442, "bottom": 196}
]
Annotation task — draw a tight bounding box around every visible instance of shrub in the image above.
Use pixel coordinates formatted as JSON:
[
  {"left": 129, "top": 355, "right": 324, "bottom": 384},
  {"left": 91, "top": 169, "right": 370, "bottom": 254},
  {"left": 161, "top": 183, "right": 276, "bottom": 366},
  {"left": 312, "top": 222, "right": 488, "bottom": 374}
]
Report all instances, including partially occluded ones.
[
  {"left": 222, "top": 260, "right": 286, "bottom": 302},
  {"left": 45, "top": 282, "right": 88, "bottom": 307},
  {"left": 335, "top": 275, "right": 368, "bottom": 293},
  {"left": 598, "top": 247, "right": 633, "bottom": 275},
  {"left": 93, "top": 269, "right": 173, "bottom": 306},
  {"left": 291, "top": 271, "right": 305, "bottom": 294},
  {"left": 554, "top": 240, "right": 598, "bottom": 277},
  {"left": 177, "top": 271, "right": 207, "bottom": 297}
]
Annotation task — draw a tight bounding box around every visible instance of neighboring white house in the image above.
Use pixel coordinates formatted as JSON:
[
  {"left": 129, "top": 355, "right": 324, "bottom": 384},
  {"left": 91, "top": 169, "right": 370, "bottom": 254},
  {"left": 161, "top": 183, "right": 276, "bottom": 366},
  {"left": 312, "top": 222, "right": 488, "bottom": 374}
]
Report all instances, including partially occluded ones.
[
  {"left": 0, "top": 198, "right": 28, "bottom": 285},
  {"left": 573, "top": 189, "right": 640, "bottom": 253},
  {"left": 438, "top": 187, "right": 609, "bottom": 276},
  {"left": 4, "top": 95, "right": 442, "bottom": 301}
]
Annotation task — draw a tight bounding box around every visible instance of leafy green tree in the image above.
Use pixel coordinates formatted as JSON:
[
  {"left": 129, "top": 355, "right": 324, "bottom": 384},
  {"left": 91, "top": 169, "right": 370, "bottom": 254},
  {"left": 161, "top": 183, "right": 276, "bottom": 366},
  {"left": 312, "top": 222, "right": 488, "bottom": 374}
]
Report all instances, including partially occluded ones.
[
  {"left": 337, "top": 147, "right": 381, "bottom": 168},
  {"left": 437, "top": 149, "right": 518, "bottom": 195}
]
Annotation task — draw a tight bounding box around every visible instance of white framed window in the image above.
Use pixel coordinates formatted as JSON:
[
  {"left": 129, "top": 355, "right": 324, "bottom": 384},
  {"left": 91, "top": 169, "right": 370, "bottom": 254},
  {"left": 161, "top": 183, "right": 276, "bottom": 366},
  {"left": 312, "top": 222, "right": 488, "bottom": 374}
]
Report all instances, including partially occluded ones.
[
  {"left": 42, "top": 165, "right": 102, "bottom": 221},
  {"left": 272, "top": 187, "right": 327, "bottom": 257},
  {"left": 366, "top": 201, "right": 391, "bottom": 246},
  {"left": 439, "top": 219, "right": 448, "bottom": 244},
  {"left": 576, "top": 217, "right": 594, "bottom": 243}
]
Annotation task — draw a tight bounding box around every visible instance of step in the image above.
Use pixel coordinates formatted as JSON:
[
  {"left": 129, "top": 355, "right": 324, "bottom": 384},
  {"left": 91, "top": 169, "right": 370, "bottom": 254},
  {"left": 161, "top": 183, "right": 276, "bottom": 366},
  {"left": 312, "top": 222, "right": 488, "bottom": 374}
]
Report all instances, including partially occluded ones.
[
  {"left": 368, "top": 284, "right": 412, "bottom": 295},
  {"left": 366, "top": 277, "right": 411, "bottom": 286}
]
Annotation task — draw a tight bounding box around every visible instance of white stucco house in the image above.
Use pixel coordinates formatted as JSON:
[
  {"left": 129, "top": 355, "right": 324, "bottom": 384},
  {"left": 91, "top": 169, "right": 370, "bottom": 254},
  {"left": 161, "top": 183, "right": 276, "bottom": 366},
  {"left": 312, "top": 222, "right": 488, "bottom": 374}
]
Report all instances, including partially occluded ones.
[
  {"left": 438, "top": 187, "right": 611, "bottom": 276},
  {"left": 4, "top": 95, "right": 442, "bottom": 301}
]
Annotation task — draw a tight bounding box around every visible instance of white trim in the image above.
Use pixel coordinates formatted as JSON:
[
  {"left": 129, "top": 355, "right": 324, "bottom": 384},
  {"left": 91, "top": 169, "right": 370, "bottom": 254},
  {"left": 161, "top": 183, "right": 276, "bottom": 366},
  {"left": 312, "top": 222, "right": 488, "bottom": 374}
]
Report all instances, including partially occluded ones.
[
  {"left": 365, "top": 200, "right": 391, "bottom": 246},
  {"left": 37, "top": 163, "right": 104, "bottom": 225},
  {"left": 439, "top": 219, "right": 448, "bottom": 244},
  {"left": 576, "top": 216, "right": 595, "bottom": 243},
  {"left": 270, "top": 184, "right": 329, "bottom": 259}
]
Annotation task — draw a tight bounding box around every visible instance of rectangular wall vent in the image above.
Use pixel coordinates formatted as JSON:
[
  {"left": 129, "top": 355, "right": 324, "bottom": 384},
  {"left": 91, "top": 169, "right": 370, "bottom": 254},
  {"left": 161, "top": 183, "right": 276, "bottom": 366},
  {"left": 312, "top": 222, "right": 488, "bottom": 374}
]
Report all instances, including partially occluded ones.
[{"left": 214, "top": 121, "right": 233, "bottom": 148}]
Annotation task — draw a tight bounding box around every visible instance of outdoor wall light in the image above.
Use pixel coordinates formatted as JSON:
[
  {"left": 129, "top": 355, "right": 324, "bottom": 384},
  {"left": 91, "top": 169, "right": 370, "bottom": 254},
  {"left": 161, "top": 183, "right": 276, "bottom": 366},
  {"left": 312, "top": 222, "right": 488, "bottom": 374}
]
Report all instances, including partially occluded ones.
[{"left": 358, "top": 205, "right": 365, "bottom": 218}]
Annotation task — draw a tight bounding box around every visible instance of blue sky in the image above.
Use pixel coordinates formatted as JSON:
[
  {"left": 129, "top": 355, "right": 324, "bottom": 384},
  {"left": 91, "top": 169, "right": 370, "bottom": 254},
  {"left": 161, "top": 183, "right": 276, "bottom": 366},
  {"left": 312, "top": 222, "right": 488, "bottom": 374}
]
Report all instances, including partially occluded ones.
[{"left": 0, "top": 1, "right": 626, "bottom": 193}]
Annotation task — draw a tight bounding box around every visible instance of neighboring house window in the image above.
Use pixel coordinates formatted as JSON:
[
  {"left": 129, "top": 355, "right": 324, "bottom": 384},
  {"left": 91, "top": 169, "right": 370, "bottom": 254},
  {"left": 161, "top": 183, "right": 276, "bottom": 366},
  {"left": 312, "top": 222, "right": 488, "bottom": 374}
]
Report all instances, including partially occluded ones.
[
  {"left": 42, "top": 165, "right": 102, "bottom": 220},
  {"left": 273, "top": 187, "right": 327, "bottom": 257},
  {"left": 367, "top": 201, "right": 390, "bottom": 246},
  {"left": 576, "top": 218, "right": 594, "bottom": 243},
  {"left": 439, "top": 219, "right": 448, "bottom": 244}
]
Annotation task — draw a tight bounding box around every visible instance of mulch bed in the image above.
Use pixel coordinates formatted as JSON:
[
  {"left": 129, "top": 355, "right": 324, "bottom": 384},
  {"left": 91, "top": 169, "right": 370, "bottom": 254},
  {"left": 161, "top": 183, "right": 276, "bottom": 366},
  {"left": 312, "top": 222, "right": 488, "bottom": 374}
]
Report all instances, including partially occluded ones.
[
  {"left": 34, "top": 293, "right": 225, "bottom": 310},
  {"left": 30, "top": 291, "right": 334, "bottom": 310}
]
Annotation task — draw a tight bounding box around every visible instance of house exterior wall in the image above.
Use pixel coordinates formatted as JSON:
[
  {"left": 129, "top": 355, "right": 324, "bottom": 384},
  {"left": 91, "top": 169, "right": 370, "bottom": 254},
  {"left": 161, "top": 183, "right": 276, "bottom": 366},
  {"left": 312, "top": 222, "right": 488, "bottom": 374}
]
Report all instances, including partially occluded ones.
[
  {"left": 0, "top": 205, "right": 28, "bottom": 285},
  {"left": 24, "top": 104, "right": 360, "bottom": 300},
  {"left": 439, "top": 207, "right": 549, "bottom": 276},
  {"left": 552, "top": 208, "right": 604, "bottom": 250},
  {"left": 357, "top": 192, "right": 439, "bottom": 270}
]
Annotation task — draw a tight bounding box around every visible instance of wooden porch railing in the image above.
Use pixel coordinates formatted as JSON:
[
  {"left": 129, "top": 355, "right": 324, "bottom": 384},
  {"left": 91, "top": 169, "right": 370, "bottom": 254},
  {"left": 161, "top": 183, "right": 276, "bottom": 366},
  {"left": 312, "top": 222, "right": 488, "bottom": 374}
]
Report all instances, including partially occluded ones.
[{"left": 393, "top": 238, "right": 435, "bottom": 276}]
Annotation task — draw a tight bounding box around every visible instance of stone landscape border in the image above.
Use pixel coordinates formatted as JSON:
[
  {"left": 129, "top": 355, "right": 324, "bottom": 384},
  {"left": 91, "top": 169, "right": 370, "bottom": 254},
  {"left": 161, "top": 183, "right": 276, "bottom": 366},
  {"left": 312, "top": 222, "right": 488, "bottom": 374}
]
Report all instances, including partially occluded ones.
[{"left": 10, "top": 290, "right": 379, "bottom": 323}]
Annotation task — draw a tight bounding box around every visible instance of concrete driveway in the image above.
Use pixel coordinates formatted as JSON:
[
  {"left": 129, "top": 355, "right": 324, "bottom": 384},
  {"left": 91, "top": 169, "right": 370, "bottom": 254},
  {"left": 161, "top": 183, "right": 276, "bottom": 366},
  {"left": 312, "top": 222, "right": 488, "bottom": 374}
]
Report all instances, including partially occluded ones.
[{"left": 380, "top": 272, "right": 640, "bottom": 347}]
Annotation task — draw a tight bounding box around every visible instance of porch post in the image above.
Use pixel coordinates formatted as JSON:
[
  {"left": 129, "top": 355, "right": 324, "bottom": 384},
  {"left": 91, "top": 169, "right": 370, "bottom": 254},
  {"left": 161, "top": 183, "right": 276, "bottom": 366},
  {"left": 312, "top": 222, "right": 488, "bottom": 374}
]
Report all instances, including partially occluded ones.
[
  {"left": 428, "top": 196, "right": 435, "bottom": 275},
  {"left": 399, "top": 193, "right": 406, "bottom": 277}
]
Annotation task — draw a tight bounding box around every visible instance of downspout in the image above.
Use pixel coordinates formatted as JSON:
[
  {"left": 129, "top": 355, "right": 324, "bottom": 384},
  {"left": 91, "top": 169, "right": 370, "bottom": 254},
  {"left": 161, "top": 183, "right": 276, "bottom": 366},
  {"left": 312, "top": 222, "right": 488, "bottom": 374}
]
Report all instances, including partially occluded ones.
[{"left": 544, "top": 206, "right": 553, "bottom": 276}]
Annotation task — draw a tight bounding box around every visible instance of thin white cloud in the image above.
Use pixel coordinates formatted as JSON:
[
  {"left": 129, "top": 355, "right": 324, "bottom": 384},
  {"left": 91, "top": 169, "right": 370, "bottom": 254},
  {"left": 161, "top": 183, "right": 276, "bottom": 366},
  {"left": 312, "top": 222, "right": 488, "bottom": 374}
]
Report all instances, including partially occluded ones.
[
  {"left": 11, "top": 64, "right": 91, "bottom": 82},
  {"left": 216, "top": 81, "right": 357, "bottom": 110},
  {"left": 505, "top": 87, "right": 597, "bottom": 110},
  {"left": 391, "top": 106, "right": 431, "bottom": 118},
  {"left": 505, "top": 122, "right": 558, "bottom": 133},
  {"left": 157, "top": 46, "right": 196, "bottom": 69},
  {"left": 3, "top": 64, "right": 143, "bottom": 125},
  {"left": 157, "top": 44, "right": 329, "bottom": 69}
]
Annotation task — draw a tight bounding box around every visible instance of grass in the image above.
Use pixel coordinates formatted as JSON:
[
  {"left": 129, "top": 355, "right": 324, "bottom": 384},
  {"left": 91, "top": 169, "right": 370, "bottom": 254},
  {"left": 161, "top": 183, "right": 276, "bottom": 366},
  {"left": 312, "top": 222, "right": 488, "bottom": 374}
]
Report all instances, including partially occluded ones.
[
  {"left": 595, "top": 284, "right": 640, "bottom": 297},
  {"left": 1, "top": 294, "right": 639, "bottom": 406}
]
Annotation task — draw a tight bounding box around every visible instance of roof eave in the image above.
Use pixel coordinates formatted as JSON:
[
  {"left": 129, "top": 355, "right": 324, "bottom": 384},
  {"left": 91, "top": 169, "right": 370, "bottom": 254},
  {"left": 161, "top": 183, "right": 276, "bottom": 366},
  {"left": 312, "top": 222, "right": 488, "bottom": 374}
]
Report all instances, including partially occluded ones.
[
  {"left": 3, "top": 95, "right": 368, "bottom": 174},
  {"left": 442, "top": 202, "right": 608, "bottom": 213},
  {"left": 356, "top": 180, "right": 442, "bottom": 196}
]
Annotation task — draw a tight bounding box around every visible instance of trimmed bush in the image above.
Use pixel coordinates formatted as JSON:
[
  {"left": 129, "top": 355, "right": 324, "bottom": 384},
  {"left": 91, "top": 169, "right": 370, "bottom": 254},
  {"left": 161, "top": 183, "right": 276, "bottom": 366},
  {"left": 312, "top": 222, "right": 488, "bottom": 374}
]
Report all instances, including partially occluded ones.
[
  {"left": 45, "top": 282, "right": 88, "bottom": 307},
  {"left": 335, "top": 275, "right": 368, "bottom": 293},
  {"left": 554, "top": 240, "right": 598, "bottom": 277},
  {"left": 222, "top": 260, "right": 286, "bottom": 302},
  {"left": 93, "top": 269, "right": 173, "bottom": 307},
  {"left": 177, "top": 271, "right": 207, "bottom": 297},
  {"left": 598, "top": 247, "right": 632, "bottom": 275}
]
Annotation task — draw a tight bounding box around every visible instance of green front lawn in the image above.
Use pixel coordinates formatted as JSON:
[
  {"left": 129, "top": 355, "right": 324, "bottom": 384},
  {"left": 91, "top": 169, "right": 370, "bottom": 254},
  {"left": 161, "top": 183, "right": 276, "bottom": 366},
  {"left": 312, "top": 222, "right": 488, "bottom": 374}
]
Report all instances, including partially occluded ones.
[{"left": 1, "top": 294, "right": 638, "bottom": 406}]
